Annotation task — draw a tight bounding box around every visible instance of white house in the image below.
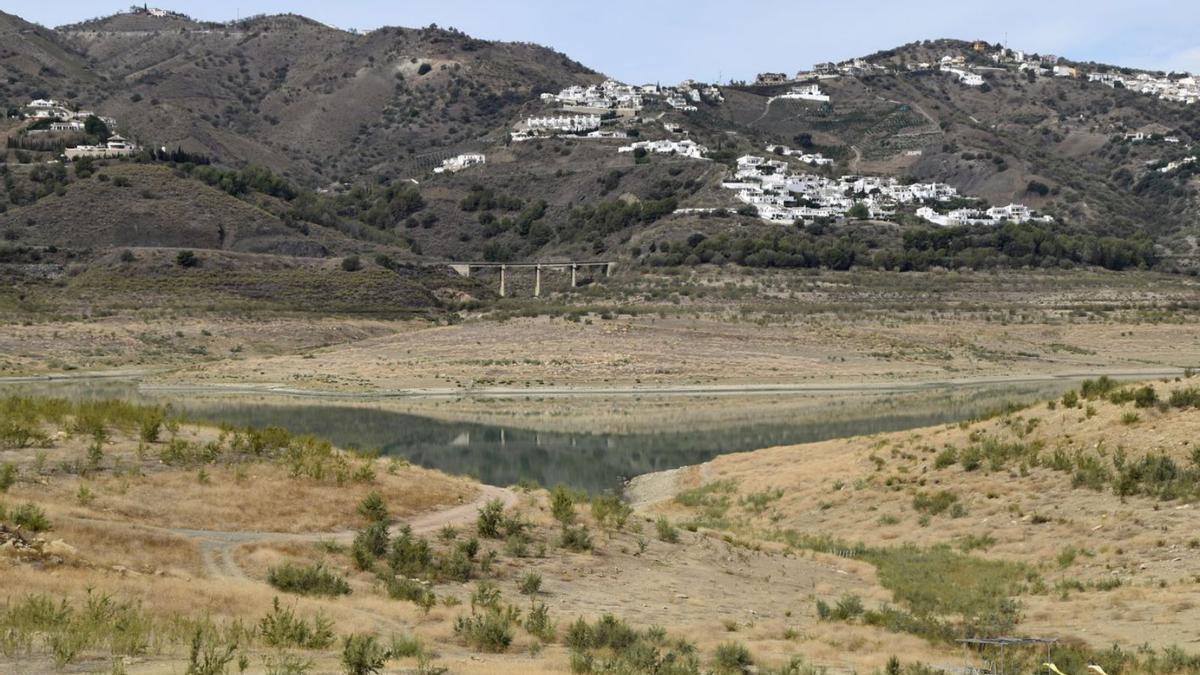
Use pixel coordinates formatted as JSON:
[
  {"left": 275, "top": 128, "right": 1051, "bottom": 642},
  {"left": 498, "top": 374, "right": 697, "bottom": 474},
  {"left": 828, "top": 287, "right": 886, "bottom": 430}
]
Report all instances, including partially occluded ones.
[
  {"left": 619, "top": 139, "right": 708, "bottom": 159},
  {"left": 64, "top": 135, "right": 140, "bottom": 160},
  {"left": 433, "top": 153, "right": 485, "bottom": 174},
  {"left": 523, "top": 115, "right": 601, "bottom": 134},
  {"left": 778, "top": 83, "right": 830, "bottom": 102}
]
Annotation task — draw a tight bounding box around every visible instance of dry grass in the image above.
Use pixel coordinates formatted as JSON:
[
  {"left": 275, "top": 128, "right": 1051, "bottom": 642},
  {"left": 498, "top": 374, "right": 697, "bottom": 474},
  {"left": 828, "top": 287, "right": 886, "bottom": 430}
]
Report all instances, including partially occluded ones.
[{"left": 631, "top": 377, "right": 1200, "bottom": 654}]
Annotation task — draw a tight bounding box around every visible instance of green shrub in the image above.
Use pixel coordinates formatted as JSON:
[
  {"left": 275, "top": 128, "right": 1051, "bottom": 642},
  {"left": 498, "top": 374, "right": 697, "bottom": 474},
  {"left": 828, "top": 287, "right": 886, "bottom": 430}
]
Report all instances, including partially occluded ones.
[
  {"left": 519, "top": 571, "right": 542, "bottom": 596},
  {"left": 712, "top": 641, "right": 753, "bottom": 674},
  {"left": 258, "top": 597, "right": 335, "bottom": 649},
  {"left": 911, "top": 490, "right": 959, "bottom": 516},
  {"left": 655, "top": 516, "right": 679, "bottom": 543},
  {"left": 1168, "top": 388, "right": 1200, "bottom": 409},
  {"left": 476, "top": 498, "right": 505, "bottom": 538},
  {"left": 266, "top": 563, "right": 350, "bottom": 597},
  {"left": 1133, "top": 386, "right": 1158, "bottom": 408},
  {"left": 590, "top": 494, "right": 632, "bottom": 530},
  {"left": 138, "top": 409, "right": 165, "bottom": 443},
  {"left": 559, "top": 524, "right": 593, "bottom": 552},
  {"left": 354, "top": 522, "right": 389, "bottom": 559},
  {"left": 175, "top": 250, "right": 199, "bottom": 268},
  {"left": 0, "top": 463, "right": 16, "bottom": 492},
  {"left": 388, "top": 633, "right": 423, "bottom": 658},
  {"left": 1061, "top": 390, "right": 1079, "bottom": 408},
  {"left": 525, "top": 602, "right": 554, "bottom": 641},
  {"left": 933, "top": 447, "right": 959, "bottom": 469},
  {"left": 453, "top": 606, "right": 518, "bottom": 653},
  {"left": 551, "top": 485, "right": 576, "bottom": 525},
  {"left": 357, "top": 492, "right": 388, "bottom": 523},
  {"left": 11, "top": 503, "right": 50, "bottom": 531},
  {"left": 388, "top": 526, "right": 433, "bottom": 577},
  {"left": 342, "top": 633, "right": 388, "bottom": 675}
]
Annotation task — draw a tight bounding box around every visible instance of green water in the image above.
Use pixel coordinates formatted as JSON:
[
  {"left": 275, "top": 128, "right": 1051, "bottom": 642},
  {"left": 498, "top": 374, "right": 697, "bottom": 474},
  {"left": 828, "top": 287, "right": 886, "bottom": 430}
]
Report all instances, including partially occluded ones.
[{"left": 0, "top": 378, "right": 1094, "bottom": 492}]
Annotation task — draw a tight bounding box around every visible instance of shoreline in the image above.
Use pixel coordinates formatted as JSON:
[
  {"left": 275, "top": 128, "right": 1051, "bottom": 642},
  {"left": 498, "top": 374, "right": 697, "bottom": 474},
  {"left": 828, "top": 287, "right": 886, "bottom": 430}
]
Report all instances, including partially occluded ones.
[{"left": 0, "top": 366, "right": 1183, "bottom": 400}]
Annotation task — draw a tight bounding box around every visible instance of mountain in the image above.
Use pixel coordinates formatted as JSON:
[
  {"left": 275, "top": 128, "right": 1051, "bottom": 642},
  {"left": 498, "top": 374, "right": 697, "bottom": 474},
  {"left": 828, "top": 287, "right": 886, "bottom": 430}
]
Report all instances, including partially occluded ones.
[
  {"left": 53, "top": 12, "right": 599, "bottom": 185},
  {"left": 1, "top": 13, "right": 1198, "bottom": 274}
]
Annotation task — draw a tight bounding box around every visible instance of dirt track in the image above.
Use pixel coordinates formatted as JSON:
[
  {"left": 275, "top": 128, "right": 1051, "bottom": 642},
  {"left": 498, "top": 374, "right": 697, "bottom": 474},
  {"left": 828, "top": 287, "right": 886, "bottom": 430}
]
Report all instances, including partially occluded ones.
[{"left": 168, "top": 484, "right": 518, "bottom": 581}]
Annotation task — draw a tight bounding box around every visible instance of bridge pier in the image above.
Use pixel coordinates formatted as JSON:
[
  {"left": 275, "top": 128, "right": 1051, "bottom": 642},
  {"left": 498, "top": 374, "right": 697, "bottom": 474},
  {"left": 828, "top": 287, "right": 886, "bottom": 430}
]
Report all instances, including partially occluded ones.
[
  {"left": 499, "top": 265, "right": 506, "bottom": 297},
  {"left": 571, "top": 264, "right": 577, "bottom": 288},
  {"left": 534, "top": 265, "right": 542, "bottom": 297}
]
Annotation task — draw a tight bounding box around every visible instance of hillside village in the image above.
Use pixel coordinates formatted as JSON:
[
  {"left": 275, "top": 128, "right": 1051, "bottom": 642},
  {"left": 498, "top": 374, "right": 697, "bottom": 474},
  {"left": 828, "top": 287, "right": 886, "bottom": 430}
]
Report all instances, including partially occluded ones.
[
  {"left": 723, "top": 153, "right": 1053, "bottom": 226},
  {"left": 758, "top": 41, "right": 1200, "bottom": 104},
  {"left": 4, "top": 10, "right": 1195, "bottom": 263},
  {"left": 8, "top": 98, "right": 140, "bottom": 159}
]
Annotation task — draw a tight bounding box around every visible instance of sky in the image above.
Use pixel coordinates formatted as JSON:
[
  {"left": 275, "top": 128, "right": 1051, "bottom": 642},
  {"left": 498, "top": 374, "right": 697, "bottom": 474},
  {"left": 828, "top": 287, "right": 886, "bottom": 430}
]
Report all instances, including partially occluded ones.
[{"left": 13, "top": 0, "right": 1200, "bottom": 83}]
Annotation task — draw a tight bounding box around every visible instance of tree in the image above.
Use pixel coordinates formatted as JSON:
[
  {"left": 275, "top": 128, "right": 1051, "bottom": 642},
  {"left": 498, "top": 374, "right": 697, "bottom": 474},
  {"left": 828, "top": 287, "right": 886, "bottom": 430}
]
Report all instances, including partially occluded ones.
[
  {"left": 175, "top": 250, "right": 199, "bottom": 268},
  {"left": 341, "top": 255, "right": 362, "bottom": 272},
  {"left": 847, "top": 202, "right": 870, "bottom": 220},
  {"left": 83, "top": 115, "right": 110, "bottom": 142}
]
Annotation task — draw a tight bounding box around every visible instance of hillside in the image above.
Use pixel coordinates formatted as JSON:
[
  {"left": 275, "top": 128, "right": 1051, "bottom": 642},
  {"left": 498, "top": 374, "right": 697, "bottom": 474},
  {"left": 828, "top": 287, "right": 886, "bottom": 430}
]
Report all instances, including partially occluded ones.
[
  {"left": 0, "top": 13, "right": 1198, "bottom": 275},
  {"left": 51, "top": 12, "right": 599, "bottom": 185},
  {"left": 630, "top": 375, "right": 1200, "bottom": 669}
]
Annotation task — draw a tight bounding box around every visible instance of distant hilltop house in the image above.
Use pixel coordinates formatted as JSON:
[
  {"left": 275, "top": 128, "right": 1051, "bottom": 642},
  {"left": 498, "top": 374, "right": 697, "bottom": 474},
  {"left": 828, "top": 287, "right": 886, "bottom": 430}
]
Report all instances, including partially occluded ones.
[
  {"left": 1087, "top": 70, "right": 1198, "bottom": 104},
  {"left": 777, "top": 83, "right": 830, "bottom": 102},
  {"left": 21, "top": 99, "right": 117, "bottom": 129},
  {"left": 523, "top": 114, "right": 600, "bottom": 133},
  {"left": 618, "top": 139, "right": 708, "bottom": 159},
  {"left": 433, "top": 153, "right": 485, "bottom": 174},
  {"left": 1158, "top": 156, "right": 1197, "bottom": 174},
  {"left": 941, "top": 65, "right": 984, "bottom": 87},
  {"left": 916, "top": 203, "right": 1053, "bottom": 227},
  {"left": 64, "top": 135, "right": 140, "bottom": 160},
  {"left": 755, "top": 72, "right": 790, "bottom": 85},
  {"left": 764, "top": 144, "right": 834, "bottom": 166},
  {"left": 129, "top": 5, "right": 184, "bottom": 18},
  {"left": 512, "top": 114, "right": 602, "bottom": 141}
]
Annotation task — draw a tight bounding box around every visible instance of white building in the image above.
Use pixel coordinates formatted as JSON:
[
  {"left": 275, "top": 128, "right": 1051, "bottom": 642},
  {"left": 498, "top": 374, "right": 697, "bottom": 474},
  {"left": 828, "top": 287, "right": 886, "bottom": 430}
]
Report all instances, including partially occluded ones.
[
  {"left": 64, "top": 135, "right": 140, "bottom": 160},
  {"left": 433, "top": 153, "right": 485, "bottom": 174},
  {"left": 524, "top": 114, "right": 601, "bottom": 134},
  {"left": 619, "top": 139, "right": 708, "bottom": 159},
  {"left": 778, "top": 83, "right": 830, "bottom": 102}
]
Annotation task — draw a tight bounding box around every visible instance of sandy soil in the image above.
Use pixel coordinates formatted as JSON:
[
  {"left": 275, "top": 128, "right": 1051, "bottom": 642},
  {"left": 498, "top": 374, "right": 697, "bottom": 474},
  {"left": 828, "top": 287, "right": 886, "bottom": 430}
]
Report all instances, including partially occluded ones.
[
  {"left": 141, "top": 314, "right": 1200, "bottom": 395},
  {"left": 629, "top": 377, "right": 1200, "bottom": 653}
]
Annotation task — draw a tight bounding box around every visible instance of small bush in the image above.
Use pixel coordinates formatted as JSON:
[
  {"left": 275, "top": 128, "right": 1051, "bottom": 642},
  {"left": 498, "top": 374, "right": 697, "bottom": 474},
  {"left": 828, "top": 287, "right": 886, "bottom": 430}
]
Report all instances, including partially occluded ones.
[
  {"left": 1133, "top": 386, "right": 1158, "bottom": 408},
  {"left": 258, "top": 597, "right": 335, "bottom": 649},
  {"left": 912, "top": 490, "right": 959, "bottom": 516},
  {"left": 655, "top": 516, "right": 679, "bottom": 543},
  {"left": 933, "top": 447, "right": 959, "bottom": 469},
  {"left": 713, "top": 641, "right": 753, "bottom": 674},
  {"left": 476, "top": 498, "right": 505, "bottom": 538},
  {"left": 519, "top": 571, "right": 542, "bottom": 596},
  {"left": 175, "top": 250, "right": 199, "bottom": 268},
  {"left": 357, "top": 492, "right": 388, "bottom": 523},
  {"left": 525, "top": 602, "right": 554, "bottom": 641},
  {"left": 0, "top": 463, "right": 16, "bottom": 492},
  {"left": 342, "top": 633, "right": 388, "bottom": 675},
  {"left": 341, "top": 255, "right": 362, "bottom": 272},
  {"left": 559, "top": 524, "right": 593, "bottom": 552},
  {"left": 453, "top": 606, "right": 518, "bottom": 653},
  {"left": 11, "top": 503, "right": 50, "bottom": 531},
  {"left": 267, "top": 563, "right": 350, "bottom": 596},
  {"left": 550, "top": 485, "right": 576, "bottom": 525}
]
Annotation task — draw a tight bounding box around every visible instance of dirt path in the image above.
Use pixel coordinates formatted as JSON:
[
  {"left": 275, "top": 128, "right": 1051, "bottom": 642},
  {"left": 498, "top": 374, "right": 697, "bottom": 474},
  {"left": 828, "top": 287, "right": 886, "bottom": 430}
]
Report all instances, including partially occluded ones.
[{"left": 171, "top": 484, "right": 518, "bottom": 580}]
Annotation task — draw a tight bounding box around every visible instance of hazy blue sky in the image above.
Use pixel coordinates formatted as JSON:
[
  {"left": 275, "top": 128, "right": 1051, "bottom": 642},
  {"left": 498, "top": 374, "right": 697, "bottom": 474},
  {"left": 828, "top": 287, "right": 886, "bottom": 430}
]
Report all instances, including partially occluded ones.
[{"left": 18, "top": 1, "right": 1200, "bottom": 82}]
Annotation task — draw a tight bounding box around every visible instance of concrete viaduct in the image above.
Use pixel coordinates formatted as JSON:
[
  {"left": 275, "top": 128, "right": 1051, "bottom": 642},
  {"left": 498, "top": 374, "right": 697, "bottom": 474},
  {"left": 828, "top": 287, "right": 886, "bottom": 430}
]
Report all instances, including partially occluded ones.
[{"left": 441, "top": 261, "right": 616, "bottom": 297}]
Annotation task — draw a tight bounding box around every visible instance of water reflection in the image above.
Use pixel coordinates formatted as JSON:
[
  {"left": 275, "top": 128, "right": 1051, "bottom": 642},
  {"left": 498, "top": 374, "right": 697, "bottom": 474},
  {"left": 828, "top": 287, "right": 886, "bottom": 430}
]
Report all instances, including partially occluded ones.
[{"left": 0, "top": 378, "right": 1090, "bottom": 492}]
